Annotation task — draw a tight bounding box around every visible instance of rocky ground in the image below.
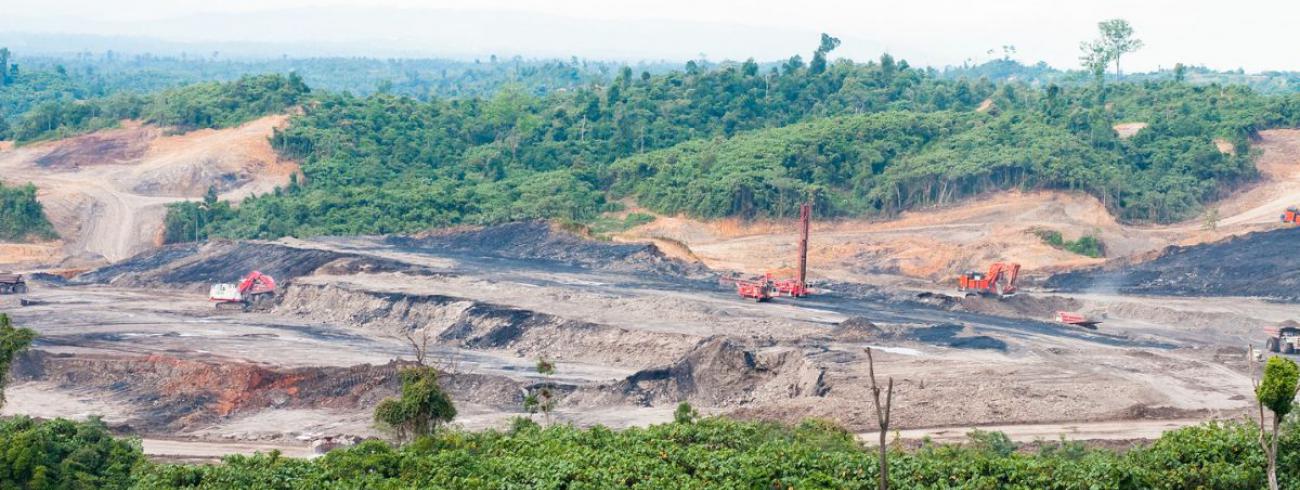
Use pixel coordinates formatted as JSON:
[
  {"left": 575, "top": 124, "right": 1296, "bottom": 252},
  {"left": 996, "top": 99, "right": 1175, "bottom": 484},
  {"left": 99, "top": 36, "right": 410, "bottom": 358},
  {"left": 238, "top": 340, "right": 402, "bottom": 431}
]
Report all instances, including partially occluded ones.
[{"left": 2, "top": 223, "right": 1289, "bottom": 458}]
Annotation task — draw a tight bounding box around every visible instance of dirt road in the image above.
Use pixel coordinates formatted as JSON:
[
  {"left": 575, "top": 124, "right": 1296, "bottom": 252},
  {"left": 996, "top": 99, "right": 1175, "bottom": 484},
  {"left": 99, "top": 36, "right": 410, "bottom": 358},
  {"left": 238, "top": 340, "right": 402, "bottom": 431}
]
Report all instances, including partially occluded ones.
[
  {"left": 142, "top": 439, "right": 315, "bottom": 460},
  {"left": 884, "top": 418, "right": 1208, "bottom": 444},
  {"left": 0, "top": 116, "right": 294, "bottom": 266}
]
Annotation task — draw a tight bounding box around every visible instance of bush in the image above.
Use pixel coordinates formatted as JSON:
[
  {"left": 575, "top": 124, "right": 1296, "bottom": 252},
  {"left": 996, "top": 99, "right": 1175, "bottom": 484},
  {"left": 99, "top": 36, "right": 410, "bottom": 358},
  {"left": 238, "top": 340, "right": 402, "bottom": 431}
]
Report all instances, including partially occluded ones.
[
  {"left": 0, "top": 417, "right": 143, "bottom": 489},
  {"left": 0, "top": 181, "right": 57, "bottom": 241}
]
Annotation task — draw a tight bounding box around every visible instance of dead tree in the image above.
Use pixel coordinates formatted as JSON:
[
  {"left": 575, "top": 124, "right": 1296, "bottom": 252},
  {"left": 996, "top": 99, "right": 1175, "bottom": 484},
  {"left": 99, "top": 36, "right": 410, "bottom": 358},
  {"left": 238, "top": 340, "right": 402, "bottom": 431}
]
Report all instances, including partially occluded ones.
[
  {"left": 865, "top": 347, "right": 894, "bottom": 490},
  {"left": 404, "top": 329, "right": 431, "bottom": 366}
]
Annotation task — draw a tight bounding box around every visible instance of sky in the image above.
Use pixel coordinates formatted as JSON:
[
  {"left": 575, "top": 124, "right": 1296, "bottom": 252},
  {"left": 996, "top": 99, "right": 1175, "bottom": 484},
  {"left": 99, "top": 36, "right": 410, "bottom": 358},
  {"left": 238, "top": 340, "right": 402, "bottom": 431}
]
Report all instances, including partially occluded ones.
[{"left": 3, "top": 0, "right": 1297, "bottom": 72}]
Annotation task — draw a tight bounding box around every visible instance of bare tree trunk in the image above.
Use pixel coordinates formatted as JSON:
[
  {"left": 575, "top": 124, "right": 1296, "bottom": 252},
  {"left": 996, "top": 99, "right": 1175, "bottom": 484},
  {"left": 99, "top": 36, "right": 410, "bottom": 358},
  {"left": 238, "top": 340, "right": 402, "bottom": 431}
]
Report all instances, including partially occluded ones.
[
  {"left": 866, "top": 348, "right": 894, "bottom": 490},
  {"left": 1269, "top": 417, "right": 1279, "bottom": 490}
]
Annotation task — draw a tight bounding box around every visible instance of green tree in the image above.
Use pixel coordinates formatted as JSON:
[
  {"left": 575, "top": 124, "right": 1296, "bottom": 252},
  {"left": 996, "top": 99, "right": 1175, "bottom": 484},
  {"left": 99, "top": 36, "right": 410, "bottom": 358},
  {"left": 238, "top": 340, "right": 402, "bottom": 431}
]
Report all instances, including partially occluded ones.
[
  {"left": 524, "top": 358, "right": 558, "bottom": 425},
  {"left": 0, "top": 313, "right": 37, "bottom": 411},
  {"left": 373, "top": 366, "right": 456, "bottom": 444},
  {"left": 1097, "top": 18, "right": 1144, "bottom": 79},
  {"left": 1255, "top": 355, "right": 1299, "bottom": 490},
  {"left": 0, "top": 47, "right": 10, "bottom": 85}
]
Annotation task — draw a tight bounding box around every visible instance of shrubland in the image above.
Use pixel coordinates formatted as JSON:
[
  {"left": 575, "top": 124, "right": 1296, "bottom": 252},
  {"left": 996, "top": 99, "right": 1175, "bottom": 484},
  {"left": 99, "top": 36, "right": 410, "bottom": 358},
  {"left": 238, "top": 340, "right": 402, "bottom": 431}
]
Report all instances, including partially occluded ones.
[{"left": 0, "top": 415, "right": 1295, "bottom": 489}]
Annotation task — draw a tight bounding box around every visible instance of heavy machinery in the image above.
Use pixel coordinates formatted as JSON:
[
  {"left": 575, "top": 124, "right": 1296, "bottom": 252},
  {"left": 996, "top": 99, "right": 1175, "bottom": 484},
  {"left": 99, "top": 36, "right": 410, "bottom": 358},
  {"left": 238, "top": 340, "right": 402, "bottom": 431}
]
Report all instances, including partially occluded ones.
[
  {"left": 957, "top": 262, "right": 1021, "bottom": 297},
  {"left": 1264, "top": 322, "right": 1300, "bottom": 354},
  {"left": 733, "top": 273, "right": 776, "bottom": 302},
  {"left": 0, "top": 272, "right": 27, "bottom": 294},
  {"left": 210, "top": 271, "right": 276, "bottom": 311},
  {"left": 1055, "top": 311, "right": 1100, "bottom": 330},
  {"left": 1283, "top": 207, "right": 1300, "bottom": 225},
  {"left": 729, "top": 202, "right": 813, "bottom": 301},
  {"left": 772, "top": 202, "right": 812, "bottom": 298}
]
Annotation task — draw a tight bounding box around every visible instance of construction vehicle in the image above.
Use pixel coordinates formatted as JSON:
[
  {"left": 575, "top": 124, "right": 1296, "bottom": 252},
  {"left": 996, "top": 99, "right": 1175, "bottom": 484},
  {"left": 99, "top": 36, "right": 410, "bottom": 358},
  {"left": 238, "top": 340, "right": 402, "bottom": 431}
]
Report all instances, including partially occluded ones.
[
  {"left": 729, "top": 202, "right": 813, "bottom": 301},
  {"left": 772, "top": 202, "right": 812, "bottom": 298},
  {"left": 957, "top": 262, "right": 1021, "bottom": 297},
  {"left": 0, "top": 272, "right": 27, "bottom": 295},
  {"left": 732, "top": 273, "right": 776, "bottom": 302},
  {"left": 209, "top": 271, "right": 276, "bottom": 311},
  {"left": 1055, "top": 311, "right": 1100, "bottom": 330},
  {"left": 1264, "top": 322, "right": 1300, "bottom": 354},
  {"left": 1283, "top": 207, "right": 1300, "bottom": 225}
]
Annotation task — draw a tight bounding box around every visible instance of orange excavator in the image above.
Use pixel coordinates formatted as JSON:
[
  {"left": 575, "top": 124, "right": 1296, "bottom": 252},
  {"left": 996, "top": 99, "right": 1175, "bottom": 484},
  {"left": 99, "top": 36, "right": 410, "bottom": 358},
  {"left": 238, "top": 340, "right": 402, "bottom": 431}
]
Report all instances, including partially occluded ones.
[
  {"left": 1282, "top": 207, "right": 1299, "bottom": 225},
  {"left": 209, "top": 271, "right": 277, "bottom": 311},
  {"left": 957, "top": 262, "right": 1021, "bottom": 297}
]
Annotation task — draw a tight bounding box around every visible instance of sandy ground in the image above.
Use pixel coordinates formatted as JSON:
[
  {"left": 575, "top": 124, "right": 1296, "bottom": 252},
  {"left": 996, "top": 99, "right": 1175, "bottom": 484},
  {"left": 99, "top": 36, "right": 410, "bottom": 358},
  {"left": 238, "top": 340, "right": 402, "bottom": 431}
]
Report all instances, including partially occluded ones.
[
  {"left": 617, "top": 129, "right": 1300, "bottom": 283},
  {"left": 0, "top": 116, "right": 296, "bottom": 266}
]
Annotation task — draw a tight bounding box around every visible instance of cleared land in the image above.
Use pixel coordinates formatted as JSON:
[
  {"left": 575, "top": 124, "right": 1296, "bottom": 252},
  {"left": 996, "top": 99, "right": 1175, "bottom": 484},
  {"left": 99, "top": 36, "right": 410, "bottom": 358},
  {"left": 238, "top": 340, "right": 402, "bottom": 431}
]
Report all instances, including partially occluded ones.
[
  {"left": 0, "top": 116, "right": 296, "bottom": 267},
  {"left": 0, "top": 122, "right": 1297, "bottom": 460},
  {"left": 2, "top": 223, "right": 1286, "bottom": 458}
]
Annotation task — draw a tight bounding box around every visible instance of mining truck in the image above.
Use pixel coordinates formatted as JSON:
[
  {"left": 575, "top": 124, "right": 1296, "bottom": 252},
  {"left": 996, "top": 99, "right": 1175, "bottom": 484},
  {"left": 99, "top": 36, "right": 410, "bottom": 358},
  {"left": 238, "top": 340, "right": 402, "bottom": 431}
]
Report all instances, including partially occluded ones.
[
  {"left": 0, "top": 272, "right": 28, "bottom": 294},
  {"left": 1264, "top": 323, "right": 1300, "bottom": 354}
]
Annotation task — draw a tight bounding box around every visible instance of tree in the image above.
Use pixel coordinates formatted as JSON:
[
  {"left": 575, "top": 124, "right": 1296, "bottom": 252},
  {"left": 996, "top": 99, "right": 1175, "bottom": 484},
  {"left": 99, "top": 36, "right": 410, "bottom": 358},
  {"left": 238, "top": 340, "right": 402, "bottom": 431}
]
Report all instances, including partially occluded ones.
[
  {"left": 865, "top": 347, "right": 894, "bottom": 490},
  {"left": 373, "top": 366, "right": 456, "bottom": 443},
  {"left": 1097, "top": 19, "right": 1143, "bottom": 79},
  {"left": 1254, "top": 355, "right": 1299, "bottom": 490},
  {"left": 0, "top": 47, "right": 9, "bottom": 85},
  {"left": 0, "top": 313, "right": 37, "bottom": 411},
  {"left": 809, "top": 32, "right": 840, "bottom": 75},
  {"left": 524, "top": 358, "right": 558, "bottom": 425},
  {"left": 1078, "top": 40, "right": 1110, "bottom": 87}
]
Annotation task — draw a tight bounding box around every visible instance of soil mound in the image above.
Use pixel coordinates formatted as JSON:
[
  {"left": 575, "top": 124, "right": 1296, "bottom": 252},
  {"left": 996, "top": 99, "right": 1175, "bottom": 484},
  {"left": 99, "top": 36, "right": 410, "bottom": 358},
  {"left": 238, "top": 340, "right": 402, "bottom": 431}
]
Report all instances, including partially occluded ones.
[
  {"left": 388, "top": 221, "right": 714, "bottom": 279},
  {"left": 1046, "top": 228, "right": 1300, "bottom": 301},
  {"left": 76, "top": 240, "right": 411, "bottom": 290},
  {"left": 276, "top": 283, "right": 694, "bottom": 367},
  {"left": 833, "top": 318, "right": 1007, "bottom": 351},
  {"left": 609, "top": 337, "right": 828, "bottom": 407}
]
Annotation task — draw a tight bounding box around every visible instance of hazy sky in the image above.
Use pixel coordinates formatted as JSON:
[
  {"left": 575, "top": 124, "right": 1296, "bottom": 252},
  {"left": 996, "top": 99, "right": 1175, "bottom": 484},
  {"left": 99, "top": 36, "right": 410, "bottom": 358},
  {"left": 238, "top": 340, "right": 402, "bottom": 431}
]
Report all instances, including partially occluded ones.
[{"left": 5, "top": 0, "right": 1297, "bottom": 71}]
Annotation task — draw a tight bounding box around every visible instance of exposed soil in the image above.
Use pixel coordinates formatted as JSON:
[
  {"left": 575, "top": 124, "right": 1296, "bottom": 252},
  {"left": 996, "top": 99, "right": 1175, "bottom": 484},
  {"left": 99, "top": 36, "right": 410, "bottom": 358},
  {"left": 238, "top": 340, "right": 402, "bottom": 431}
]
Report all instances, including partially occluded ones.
[
  {"left": 388, "top": 221, "right": 714, "bottom": 280},
  {"left": 2, "top": 230, "right": 1273, "bottom": 454},
  {"left": 0, "top": 115, "right": 296, "bottom": 266},
  {"left": 1046, "top": 228, "right": 1300, "bottom": 302},
  {"left": 614, "top": 129, "right": 1300, "bottom": 284}
]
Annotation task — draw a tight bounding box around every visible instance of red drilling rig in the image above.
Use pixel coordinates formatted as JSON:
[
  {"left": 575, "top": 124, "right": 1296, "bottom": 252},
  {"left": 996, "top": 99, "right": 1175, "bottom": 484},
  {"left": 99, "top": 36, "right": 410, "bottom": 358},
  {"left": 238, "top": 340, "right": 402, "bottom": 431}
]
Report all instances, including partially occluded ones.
[{"left": 728, "top": 202, "right": 812, "bottom": 301}]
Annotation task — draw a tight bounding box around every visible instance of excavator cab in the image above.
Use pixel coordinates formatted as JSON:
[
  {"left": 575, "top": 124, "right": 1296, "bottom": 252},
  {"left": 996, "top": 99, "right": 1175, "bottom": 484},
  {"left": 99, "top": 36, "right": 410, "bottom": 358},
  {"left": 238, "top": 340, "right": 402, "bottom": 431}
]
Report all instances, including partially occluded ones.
[{"left": 1283, "top": 207, "right": 1300, "bottom": 224}]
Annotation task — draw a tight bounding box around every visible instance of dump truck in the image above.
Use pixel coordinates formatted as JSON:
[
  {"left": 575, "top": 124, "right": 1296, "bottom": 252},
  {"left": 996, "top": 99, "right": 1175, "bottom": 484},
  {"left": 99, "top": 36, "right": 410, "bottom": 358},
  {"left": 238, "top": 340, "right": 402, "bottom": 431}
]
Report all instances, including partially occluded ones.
[
  {"left": 0, "top": 272, "right": 27, "bottom": 295},
  {"left": 957, "top": 262, "right": 1021, "bottom": 297},
  {"left": 1264, "top": 322, "right": 1300, "bottom": 354},
  {"left": 210, "top": 271, "right": 276, "bottom": 311},
  {"left": 1055, "top": 311, "right": 1101, "bottom": 330}
]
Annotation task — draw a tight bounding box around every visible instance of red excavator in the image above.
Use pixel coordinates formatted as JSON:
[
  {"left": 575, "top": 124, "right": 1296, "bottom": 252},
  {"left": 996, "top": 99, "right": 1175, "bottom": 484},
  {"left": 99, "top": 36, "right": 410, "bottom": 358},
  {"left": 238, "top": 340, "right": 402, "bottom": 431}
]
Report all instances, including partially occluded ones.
[
  {"left": 209, "top": 271, "right": 276, "bottom": 311},
  {"left": 957, "top": 262, "right": 1021, "bottom": 297},
  {"left": 1282, "top": 207, "right": 1299, "bottom": 225}
]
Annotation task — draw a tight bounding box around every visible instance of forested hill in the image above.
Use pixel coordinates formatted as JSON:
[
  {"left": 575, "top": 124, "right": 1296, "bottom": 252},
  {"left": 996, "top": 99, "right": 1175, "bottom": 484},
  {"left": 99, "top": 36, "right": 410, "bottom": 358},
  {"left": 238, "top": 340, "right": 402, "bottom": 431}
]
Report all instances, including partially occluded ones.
[
  {"left": 3, "top": 39, "right": 1299, "bottom": 241},
  {"left": 167, "top": 39, "right": 1300, "bottom": 241}
]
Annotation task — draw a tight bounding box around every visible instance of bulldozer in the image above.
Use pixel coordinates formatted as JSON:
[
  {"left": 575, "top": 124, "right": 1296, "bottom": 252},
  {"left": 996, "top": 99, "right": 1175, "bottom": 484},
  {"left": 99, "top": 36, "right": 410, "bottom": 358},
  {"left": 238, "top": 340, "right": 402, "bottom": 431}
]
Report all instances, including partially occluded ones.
[
  {"left": 957, "top": 262, "right": 1021, "bottom": 297},
  {"left": 1264, "top": 322, "right": 1300, "bottom": 354},
  {"left": 1283, "top": 207, "right": 1300, "bottom": 225},
  {"left": 210, "top": 271, "right": 276, "bottom": 311}
]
